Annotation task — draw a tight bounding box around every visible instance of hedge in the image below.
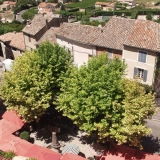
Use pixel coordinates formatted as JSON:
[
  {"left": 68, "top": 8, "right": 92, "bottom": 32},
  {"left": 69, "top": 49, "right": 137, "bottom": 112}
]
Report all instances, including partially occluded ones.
[
  {"left": 95, "top": 9, "right": 160, "bottom": 17},
  {"left": 67, "top": 7, "right": 79, "bottom": 12},
  {"left": 131, "top": 11, "right": 138, "bottom": 19},
  {"left": 95, "top": 11, "right": 131, "bottom": 16},
  {"left": 138, "top": 9, "right": 160, "bottom": 15},
  {"left": 95, "top": 11, "right": 113, "bottom": 16}
]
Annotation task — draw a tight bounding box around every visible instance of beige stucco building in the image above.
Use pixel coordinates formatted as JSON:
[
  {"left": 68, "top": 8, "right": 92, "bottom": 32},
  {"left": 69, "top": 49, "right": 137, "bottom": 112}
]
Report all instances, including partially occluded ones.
[
  {"left": 0, "top": 32, "right": 25, "bottom": 60},
  {"left": 55, "top": 18, "right": 160, "bottom": 85},
  {"left": 95, "top": 2, "right": 115, "bottom": 11},
  {"left": 0, "top": 15, "right": 160, "bottom": 86},
  {"left": 22, "top": 14, "right": 68, "bottom": 51},
  {"left": 55, "top": 23, "right": 100, "bottom": 67}
]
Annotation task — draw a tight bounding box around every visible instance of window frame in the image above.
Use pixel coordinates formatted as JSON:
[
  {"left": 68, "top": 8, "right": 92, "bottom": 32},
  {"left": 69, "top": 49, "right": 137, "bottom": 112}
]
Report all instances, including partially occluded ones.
[
  {"left": 133, "top": 67, "right": 148, "bottom": 82},
  {"left": 137, "top": 68, "right": 144, "bottom": 79},
  {"left": 138, "top": 50, "right": 147, "bottom": 63}
]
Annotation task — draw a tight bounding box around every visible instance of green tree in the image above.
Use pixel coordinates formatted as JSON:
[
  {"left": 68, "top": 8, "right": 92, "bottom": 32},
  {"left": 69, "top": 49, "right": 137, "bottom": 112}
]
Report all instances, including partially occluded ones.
[
  {"left": 57, "top": 53, "right": 155, "bottom": 149},
  {"left": 0, "top": 42, "right": 71, "bottom": 122},
  {"left": 18, "top": 0, "right": 28, "bottom": 8},
  {"left": 0, "top": 0, "right": 4, "bottom": 5},
  {"left": 22, "top": 8, "right": 38, "bottom": 20}
]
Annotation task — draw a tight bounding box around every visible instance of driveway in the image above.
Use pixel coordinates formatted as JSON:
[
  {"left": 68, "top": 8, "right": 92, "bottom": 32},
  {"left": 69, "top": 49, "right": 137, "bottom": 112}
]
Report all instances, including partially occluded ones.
[{"left": 16, "top": 9, "right": 28, "bottom": 22}]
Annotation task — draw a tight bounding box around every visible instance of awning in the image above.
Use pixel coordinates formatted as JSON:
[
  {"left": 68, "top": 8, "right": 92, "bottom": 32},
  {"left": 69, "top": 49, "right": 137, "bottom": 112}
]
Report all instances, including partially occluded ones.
[
  {"left": 0, "top": 135, "right": 33, "bottom": 156},
  {"left": 0, "top": 119, "right": 18, "bottom": 140},
  {"left": 61, "top": 153, "right": 87, "bottom": 160},
  {"left": 2, "top": 110, "right": 24, "bottom": 129},
  {"left": 24, "top": 144, "right": 62, "bottom": 160}
]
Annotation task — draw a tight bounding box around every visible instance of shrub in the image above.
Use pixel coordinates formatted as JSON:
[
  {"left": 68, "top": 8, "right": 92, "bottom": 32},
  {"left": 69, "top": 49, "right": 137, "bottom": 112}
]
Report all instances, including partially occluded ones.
[
  {"left": 0, "top": 150, "right": 16, "bottom": 159},
  {"left": 67, "top": 7, "right": 79, "bottom": 12},
  {"left": 140, "top": 83, "right": 153, "bottom": 94},
  {"left": 20, "top": 131, "right": 30, "bottom": 141},
  {"left": 146, "top": 12, "right": 152, "bottom": 20},
  {"left": 88, "top": 157, "right": 94, "bottom": 160}
]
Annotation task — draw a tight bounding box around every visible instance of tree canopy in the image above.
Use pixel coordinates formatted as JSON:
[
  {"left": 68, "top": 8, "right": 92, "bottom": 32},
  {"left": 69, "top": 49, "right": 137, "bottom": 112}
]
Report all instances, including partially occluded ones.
[
  {"left": 0, "top": 42, "right": 72, "bottom": 122},
  {"left": 21, "top": 8, "right": 38, "bottom": 20},
  {"left": 57, "top": 53, "right": 156, "bottom": 149}
]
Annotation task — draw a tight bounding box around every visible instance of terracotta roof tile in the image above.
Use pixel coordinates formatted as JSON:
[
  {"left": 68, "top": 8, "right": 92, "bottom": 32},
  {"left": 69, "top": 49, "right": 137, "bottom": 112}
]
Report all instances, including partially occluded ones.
[
  {"left": 9, "top": 1, "right": 16, "bottom": 5},
  {"left": 0, "top": 32, "right": 25, "bottom": 51},
  {"left": 124, "top": 19, "right": 159, "bottom": 52},
  {"left": 38, "top": 2, "right": 47, "bottom": 8},
  {"left": 22, "top": 14, "right": 47, "bottom": 36},
  {"left": 38, "top": 27, "right": 59, "bottom": 44},
  {"left": 56, "top": 23, "right": 101, "bottom": 45},
  {"left": 3, "top": 1, "right": 9, "bottom": 4},
  {"left": 94, "top": 17, "right": 135, "bottom": 50}
]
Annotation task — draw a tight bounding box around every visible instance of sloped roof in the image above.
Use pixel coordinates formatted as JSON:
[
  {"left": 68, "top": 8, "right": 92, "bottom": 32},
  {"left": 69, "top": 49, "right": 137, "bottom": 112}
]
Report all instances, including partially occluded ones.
[
  {"left": 3, "top": 1, "right": 9, "bottom": 4},
  {"left": 22, "top": 14, "right": 47, "bottom": 36},
  {"left": 124, "top": 19, "right": 159, "bottom": 52},
  {"left": 0, "top": 32, "right": 25, "bottom": 51},
  {"left": 95, "top": 17, "right": 136, "bottom": 50},
  {"left": 56, "top": 23, "right": 101, "bottom": 45},
  {"left": 38, "top": 27, "right": 59, "bottom": 44},
  {"left": 9, "top": 1, "right": 16, "bottom": 5},
  {"left": 38, "top": 2, "right": 47, "bottom": 8}
]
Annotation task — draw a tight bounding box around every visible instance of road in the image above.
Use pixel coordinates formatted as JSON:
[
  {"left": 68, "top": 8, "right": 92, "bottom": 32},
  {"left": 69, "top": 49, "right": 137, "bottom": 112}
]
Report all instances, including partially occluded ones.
[{"left": 15, "top": 9, "right": 28, "bottom": 22}]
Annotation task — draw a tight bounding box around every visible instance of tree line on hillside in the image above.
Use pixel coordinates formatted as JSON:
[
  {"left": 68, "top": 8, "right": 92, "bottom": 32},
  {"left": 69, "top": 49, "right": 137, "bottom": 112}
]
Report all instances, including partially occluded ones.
[{"left": 0, "top": 42, "right": 156, "bottom": 149}]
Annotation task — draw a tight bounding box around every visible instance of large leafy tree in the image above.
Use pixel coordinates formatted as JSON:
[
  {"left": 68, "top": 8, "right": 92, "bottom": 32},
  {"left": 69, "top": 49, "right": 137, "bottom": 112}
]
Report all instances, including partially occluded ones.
[
  {"left": 57, "top": 53, "right": 155, "bottom": 149},
  {"left": 0, "top": 42, "right": 71, "bottom": 122}
]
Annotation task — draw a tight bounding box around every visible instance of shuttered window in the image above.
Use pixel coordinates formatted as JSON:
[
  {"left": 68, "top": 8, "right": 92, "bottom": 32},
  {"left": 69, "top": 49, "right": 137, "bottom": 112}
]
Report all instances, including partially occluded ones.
[
  {"left": 138, "top": 51, "right": 147, "bottom": 63},
  {"left": 107, "top": 48, "right": 113, "bottom": 58},
  {"left": 133, "top": 67, "right": 148, "bottom": 82}
]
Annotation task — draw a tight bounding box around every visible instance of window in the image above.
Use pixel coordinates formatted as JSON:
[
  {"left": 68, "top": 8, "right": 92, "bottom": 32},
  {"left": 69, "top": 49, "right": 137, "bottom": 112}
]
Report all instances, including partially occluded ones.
[
  {"left": 133, "top": 67, "right": 148, "bottom": 82},
  {"left": 138, "top": 51, "right": 147, "bottom": 63},
  {"left": 138, "top": 68, "right": 144, "bottom": 79},
  {"left": 107, "top": 48, "right": 113, "bottom": 58}
]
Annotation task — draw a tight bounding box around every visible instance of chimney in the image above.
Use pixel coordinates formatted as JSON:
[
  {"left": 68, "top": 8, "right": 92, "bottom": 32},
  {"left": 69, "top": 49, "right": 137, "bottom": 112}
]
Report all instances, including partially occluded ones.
[
  {"left": 98, "top": 24, "right": 103, "bottom": 33},
  {"left": 27, "top": 20, "right": 31, "bottom": 25}
]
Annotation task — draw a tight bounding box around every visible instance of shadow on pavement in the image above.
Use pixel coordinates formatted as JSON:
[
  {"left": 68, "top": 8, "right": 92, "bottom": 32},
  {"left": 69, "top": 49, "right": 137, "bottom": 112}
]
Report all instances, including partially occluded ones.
[{"left": 141, "top": 135, "right": 160, "bottom": 154}]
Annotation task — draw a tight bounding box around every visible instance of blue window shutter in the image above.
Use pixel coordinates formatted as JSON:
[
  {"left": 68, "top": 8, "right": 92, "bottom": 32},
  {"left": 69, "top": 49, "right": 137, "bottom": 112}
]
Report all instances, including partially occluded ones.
[
  {"left": 138, "top": 51, "right": 147, "bottom": 63},
  {"left": 133, "top": 67, "right": 138, "bottom": 78},
  {"left": 143, "top": 70, "right": 148, "bottom": 82},
  {"left": 138, "top": 53, "right": 142, "bottom": 62}
]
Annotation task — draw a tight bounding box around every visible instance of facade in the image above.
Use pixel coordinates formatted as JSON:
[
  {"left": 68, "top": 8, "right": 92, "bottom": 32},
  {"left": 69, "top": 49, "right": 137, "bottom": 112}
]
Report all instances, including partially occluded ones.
[
  {"left": 0, "top": 14, "right": 159, "bottom": 86},
  {"left": 123, "top": 46, "right": 157, "bottom": 84},
  {"left": 117, "top": 0, "right": 136, "bottom": 7},
  {"left": 55, "top": 23, "right": 100, "bottom": 67},
  {"left": 0, "top": 1, "right": 17, "bottom": 11},
  {"left": 0, "top": 32, "right": 25, "bottom": 60},
  {"left": 95, "top": 2, "right": 115, "bottom": 11},
  {"left": 38, "top": 2, "right": 57, "bottom": 14},
  {"left": 22, "top": 14, "right": 68, "bottom": 51},
  {"left": 56, "top": 17, "right": 160, "bottom": 85},
  {"left": 0, "top": 4, "right": 10, "bottom": 11},
  {"left": 9, "top": 1, "right": 17, "bottom": 9}
]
